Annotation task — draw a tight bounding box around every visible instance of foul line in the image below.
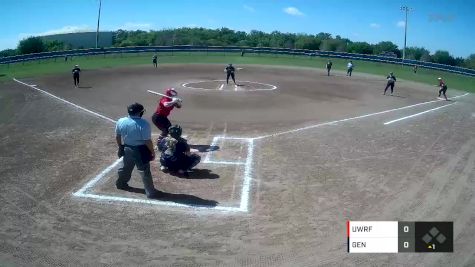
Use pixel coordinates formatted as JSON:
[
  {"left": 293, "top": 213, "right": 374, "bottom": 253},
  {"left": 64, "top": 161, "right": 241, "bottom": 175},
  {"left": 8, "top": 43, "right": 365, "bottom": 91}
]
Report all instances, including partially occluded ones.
[
  {"left": 253, "top": 93, "right": 469, "bottom": 140},
  {"left": 384, "top": 102, "right": 457, "bottom": 125},
  {"left": 13, "top": 78, "right": 116, "bottom": 124}
]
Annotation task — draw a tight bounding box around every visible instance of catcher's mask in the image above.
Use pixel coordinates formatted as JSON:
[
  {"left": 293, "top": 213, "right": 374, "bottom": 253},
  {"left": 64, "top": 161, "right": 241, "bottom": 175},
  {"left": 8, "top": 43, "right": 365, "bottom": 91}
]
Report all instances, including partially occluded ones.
[
  {"left": 127, "top": 102, "right": 145, "bottom": 117},
  {"left": 165, "top": 88, "right": 177, "bottom": 97},
  {"left": 168, "top": 125, "right": 182, "bottom": 139}
]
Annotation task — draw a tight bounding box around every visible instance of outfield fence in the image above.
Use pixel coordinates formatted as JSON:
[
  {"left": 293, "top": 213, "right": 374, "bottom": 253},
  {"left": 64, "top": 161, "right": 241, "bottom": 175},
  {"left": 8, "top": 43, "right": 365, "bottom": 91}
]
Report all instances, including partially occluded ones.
[{"left": 1, "top": 45, "right": 474, "bottom": 76}]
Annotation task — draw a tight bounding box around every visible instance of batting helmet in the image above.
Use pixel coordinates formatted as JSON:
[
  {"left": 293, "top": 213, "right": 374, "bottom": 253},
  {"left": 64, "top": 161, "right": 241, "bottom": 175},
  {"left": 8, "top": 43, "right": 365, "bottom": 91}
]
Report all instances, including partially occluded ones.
[
  {"left": 165, "top": 88, "right": 177, "bottom": 97},
  {"left": 168, "top": 125, "right": 182, "bottom": 139},
  {"left": 127, "top": 102, "right": 145, "bottom": 116}
]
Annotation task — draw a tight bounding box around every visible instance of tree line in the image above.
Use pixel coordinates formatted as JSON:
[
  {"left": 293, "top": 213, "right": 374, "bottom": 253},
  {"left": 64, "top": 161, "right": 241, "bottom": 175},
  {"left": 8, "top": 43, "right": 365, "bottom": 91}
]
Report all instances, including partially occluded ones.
[{"left": 1, "top": 27, "right": 474, "bottom": 69}]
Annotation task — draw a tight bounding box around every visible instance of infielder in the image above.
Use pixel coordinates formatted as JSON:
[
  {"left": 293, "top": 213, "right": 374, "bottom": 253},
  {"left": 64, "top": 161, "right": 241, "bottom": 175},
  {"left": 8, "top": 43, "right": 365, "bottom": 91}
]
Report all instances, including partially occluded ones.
[
  {"left": 225, "top": 63, "right": 237, "bottom": 85},
  {"left": 346, "top": 61, "right": 354, "bottom": 76},
  {"left": 326, "top": 60, "right": 333, "bottom": 76},
  {"left": 437, "top": 77, "right": 448, "bottom": 101},
  {"left": 152, "top": 54, "right": 158, "bottom": 68},
  {"left": 151, "top": 88, "right": 182, "bottom": 144},
  {"left": 72, "top": 64, "right": 81, "bottom": 87},
  {"left": 383, "top": 72, "right": 397, "bottom": 95}
]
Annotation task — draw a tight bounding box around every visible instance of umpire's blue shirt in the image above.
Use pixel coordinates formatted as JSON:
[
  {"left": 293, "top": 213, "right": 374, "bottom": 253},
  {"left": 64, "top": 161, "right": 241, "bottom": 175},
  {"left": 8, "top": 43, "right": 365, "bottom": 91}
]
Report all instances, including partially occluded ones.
[{"left": 115, "top": 115, "right": 151, "bottom": 146}]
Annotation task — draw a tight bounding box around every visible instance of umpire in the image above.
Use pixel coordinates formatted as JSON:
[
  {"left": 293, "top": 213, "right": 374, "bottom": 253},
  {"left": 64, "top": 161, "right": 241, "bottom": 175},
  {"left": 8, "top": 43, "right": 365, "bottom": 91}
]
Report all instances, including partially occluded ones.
[
  {"left": 72, "top": 64, "right": 81, "bottom": 87},
  {"left": 116, "top": 102, "right": 159, "bottom": 198}
]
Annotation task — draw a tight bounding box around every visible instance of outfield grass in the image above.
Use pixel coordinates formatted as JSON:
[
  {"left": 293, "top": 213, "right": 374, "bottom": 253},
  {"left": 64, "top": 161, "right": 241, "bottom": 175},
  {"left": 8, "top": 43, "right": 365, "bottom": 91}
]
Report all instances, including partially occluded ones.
[{"left": 0, "top": 52, "right": 474, "bottom": 92}]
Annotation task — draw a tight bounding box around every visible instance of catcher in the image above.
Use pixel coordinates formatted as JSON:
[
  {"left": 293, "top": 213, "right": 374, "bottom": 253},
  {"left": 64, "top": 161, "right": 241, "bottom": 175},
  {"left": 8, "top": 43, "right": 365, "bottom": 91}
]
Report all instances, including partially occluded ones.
[
  {"left": 151, "top": 88, "right": 182, "bottom": 145},
  {"left": 159, "top": 125, "right": 201, "bottom": 174}
]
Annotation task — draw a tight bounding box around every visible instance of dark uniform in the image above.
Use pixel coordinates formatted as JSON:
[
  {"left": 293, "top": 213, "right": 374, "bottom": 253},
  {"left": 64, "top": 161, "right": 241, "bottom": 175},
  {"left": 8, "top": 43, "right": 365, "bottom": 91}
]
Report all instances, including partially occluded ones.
[
  {"left": 326, "top": 61, "right": 333, "bottom": 76},
  {"left": 383, "top": 73, "right": 397, "bottom": 95},
  {"left": 72, "top": 65, "right": 81, "bottom": 87},
  {"left": 438, "top": 78, "right": 448, "bottom": 100},
  {"left": 225, "top": 64, "right": 236, "bottom": 84},
  {"left": 152, "top": 55, "right": 158, "bottom": 68},
  {"left": 159, "top": 125, "right": 201, "bottom": 173}
]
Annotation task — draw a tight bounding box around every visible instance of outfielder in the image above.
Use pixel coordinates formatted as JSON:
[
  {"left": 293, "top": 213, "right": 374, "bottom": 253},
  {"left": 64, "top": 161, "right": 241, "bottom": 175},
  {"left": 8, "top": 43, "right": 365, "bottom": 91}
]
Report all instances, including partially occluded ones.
[
  {"left": 224, "top": 63, "right": 237, "bottom": 85},
  {"left": 151, "top": 88, "right": 182, "bottom": 145},
  {"left": 72, "top": 64, "right": 81, "bottom": 87},
  {"left": 383, "top": 72, "right": 397, "bottom": 95}
]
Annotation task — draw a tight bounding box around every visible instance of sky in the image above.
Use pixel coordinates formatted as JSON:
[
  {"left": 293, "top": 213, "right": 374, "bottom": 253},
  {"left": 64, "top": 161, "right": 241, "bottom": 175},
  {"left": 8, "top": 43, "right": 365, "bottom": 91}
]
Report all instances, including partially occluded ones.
[{"left": 1, "top": 0, "right": 474, "bottom": 57}]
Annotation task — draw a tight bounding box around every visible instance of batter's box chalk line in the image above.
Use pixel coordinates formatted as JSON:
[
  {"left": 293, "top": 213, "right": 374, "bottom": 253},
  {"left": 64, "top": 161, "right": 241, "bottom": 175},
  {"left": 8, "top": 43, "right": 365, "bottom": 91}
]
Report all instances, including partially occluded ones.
[{"left": 73, "top": 136, "right": 255, "bottom": 213}]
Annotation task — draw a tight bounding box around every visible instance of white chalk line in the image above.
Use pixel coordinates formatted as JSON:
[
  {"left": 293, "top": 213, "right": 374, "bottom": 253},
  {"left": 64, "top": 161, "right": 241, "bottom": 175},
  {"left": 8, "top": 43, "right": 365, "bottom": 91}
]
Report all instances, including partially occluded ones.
[
  {"left": 73, "top": 158, "right": 123, "bottom": 195},
  {"left": 73, "top": 135, "right": 254, "bottom": 213},
  {"left": 383, "top": 102, "right": 457, "bottom": 125},
  {"left": 252, "top": 93, "right": 469, "bottom": 140},
  {"left": 74, "top": 192, "right": 244, "bottom": 212},
  {"left": 13, "top": 78, "right": 117, "bottom": 124},
  {"left": 182, "top": 80, "right": 277, "bottom": 91}
]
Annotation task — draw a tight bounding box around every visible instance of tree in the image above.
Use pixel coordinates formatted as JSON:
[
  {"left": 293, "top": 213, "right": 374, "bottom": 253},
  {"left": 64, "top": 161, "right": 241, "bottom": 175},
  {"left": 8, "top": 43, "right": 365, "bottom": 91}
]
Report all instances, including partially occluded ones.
[
  {"left": 348, "top": 42, "right": 373, "bottom": 54},
  {"left": 420, "top": 51, "right": 431, "bottom": 62},
  {"left": 18, "top": 36, "right": 45, "bottom": 54},
  {"left": 0, "top": 49, "right": 18, "bottom": 57},
  {"left": 373, "top": 41, "right": 400, "bottom": 57},
  {"left": 45, "top": 40, "right": 66, "bottom": 52},
  {"left": 463, "top": 54, "right": 475, "bottom": 69},
  {"left": 404, "top": 46, "right": 430, "bottom": 60},
  {"left": 431, "top": 50, "right": 456, "bottom": 65}
]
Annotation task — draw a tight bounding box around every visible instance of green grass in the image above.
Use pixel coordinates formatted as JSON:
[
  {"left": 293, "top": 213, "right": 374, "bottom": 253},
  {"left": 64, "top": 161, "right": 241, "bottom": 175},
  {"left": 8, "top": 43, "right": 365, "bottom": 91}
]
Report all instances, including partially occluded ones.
[{"left": 1, "top": 52, "right": 474, "bottom": 92}]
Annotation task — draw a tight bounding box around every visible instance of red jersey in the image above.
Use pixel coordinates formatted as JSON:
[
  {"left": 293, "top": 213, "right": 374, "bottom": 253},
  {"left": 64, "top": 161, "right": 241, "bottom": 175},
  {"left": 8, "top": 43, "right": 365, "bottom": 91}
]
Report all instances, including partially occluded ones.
[
  {"left": 439, "top": 80, "right": 446, "bottom": 87},
  {"left": 155, "top": 97, "right": 174, "bottom": 117}
]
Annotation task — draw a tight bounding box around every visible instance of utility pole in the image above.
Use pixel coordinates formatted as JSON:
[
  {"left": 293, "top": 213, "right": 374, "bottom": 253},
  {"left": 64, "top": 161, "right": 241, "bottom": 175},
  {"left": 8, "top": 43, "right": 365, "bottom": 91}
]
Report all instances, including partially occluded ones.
[
  {"left": 400, "top": 6, "right": 411, "bottom": 62},
  {"left": 96, "top": 0, "right": 102, "bottom": 48}
]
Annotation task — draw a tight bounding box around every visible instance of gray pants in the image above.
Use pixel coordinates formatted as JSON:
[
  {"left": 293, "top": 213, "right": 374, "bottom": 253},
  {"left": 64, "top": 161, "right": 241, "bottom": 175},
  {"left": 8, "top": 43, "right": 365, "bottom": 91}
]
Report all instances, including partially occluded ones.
[{"left": 117, "top": 146, "right": 156, "bottom": 197}]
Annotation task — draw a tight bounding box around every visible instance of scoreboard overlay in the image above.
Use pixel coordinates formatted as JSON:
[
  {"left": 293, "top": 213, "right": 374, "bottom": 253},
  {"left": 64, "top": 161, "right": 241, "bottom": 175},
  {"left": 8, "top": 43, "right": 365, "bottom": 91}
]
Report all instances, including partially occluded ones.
[{"left": 347, "top": 221, "right": 453, "bottom": 253}]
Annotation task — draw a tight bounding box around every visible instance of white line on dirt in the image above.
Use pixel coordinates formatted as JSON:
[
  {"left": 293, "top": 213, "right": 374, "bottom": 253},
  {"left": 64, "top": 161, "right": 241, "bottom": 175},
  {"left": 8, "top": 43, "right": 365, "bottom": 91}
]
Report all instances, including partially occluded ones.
[
  {"left": 202, "top": 160, "right": 245, "bottom": 165},
  {"left": 13, "top": 78, "right": 117, "bottom": 124},
  {"left": 73, "top": 158, "right": 123, "bottom": 195},
  {"left": 240, "top": 138, "right": 254, "bottom": 211},
  {"left": 203, "top": 136, "right": 220, "bottom": 163},
  {"left": 234, "top": 85, "right": 238, "bottom": 91},
  {"left": 253, "top": 93, "right": 469, "bottom": 140},
  {"left": 219, "top": 84, "right": 224, "bottom": 90},
  {"left": 383, "top": 102, "right": 457, "bottom": 125},
  {"left": 74, "top": 192, "right": 245, "bottom": 212}
]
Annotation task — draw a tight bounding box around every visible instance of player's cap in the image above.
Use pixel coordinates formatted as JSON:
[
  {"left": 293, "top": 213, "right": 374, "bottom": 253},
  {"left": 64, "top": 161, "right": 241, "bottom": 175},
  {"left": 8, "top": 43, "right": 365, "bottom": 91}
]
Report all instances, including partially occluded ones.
[
  {"left": 389, "top": 72, "right": 393, "bottom": 75},
  {"left": 75, "top": 65, "right": 79, "bottom": 67}
]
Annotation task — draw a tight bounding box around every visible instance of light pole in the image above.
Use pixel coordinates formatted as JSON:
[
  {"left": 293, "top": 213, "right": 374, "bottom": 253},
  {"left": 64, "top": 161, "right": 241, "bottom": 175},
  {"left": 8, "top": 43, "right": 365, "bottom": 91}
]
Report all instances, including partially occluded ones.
[
  {"left": 400, "top": 6, "right": 411, "bottom": 62},
  {"left": 96, "top": 0, "right": 102, "bottom": 48}
]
